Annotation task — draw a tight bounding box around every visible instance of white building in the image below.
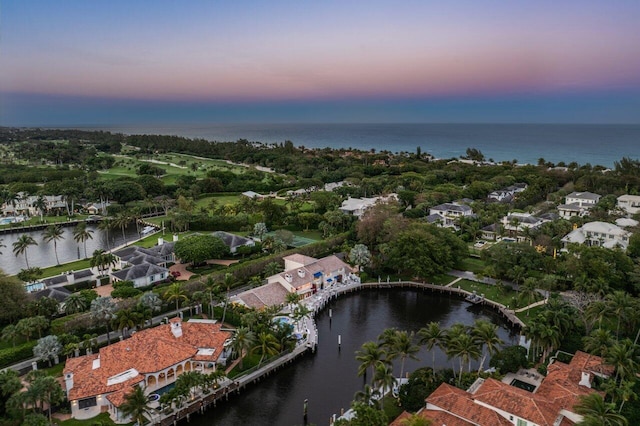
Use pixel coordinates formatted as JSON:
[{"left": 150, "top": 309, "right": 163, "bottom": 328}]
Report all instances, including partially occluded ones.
[
  {"left": 561, "top": 221, "right": 631, "bottom": 251},
  {"left": 558, "top": 191, "right": 601, "bottom": 219},
  {"left": 339, "top": 194, "right": 396, "bottom": 218},
  {"left": 617, "top": 194, "right": 640, "bottom": 216},
  {"left": 426, "top": 203, "right": 474, "bottom": 230}
]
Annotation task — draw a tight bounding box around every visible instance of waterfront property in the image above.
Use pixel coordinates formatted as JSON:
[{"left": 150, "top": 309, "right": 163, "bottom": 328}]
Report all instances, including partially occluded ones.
[
  {"left": 392, "top": 351, "right": 612, "bottom": 426},
  {"left": 63, "top": 317, "right": 232, "bottom": 423},
  {"left": 111, "top": 241, "right": 175, "bottom": 287},
  {"left": 231, "top": 254, "right": 355, "bottom": 309}
]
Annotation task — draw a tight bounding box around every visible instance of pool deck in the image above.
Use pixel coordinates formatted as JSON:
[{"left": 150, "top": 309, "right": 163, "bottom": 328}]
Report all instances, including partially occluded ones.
[{"left": 502, "top": 368, "right": 543, "bottom": 391}]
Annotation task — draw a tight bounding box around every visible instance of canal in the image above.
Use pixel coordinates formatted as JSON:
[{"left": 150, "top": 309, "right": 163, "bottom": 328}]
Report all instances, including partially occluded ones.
[
  {"left": 191, "top": 288, "right": 519, "bottom": 426},
  {"left": 0, "top": 223, "right": 144, "bottom": 275}
]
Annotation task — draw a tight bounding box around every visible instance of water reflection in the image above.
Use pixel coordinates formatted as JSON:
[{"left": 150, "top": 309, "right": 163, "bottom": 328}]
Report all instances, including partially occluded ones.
[
  {"left": 0, "top": 223, "right": 143, "bottom": 275},
  {"left": 193, "top": 289, "right": 519, "bottom": 426}
]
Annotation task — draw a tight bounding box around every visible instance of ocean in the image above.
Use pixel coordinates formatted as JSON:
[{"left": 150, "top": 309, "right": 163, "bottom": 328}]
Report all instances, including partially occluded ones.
[{"left": 86, "top": 123, "right": 640, "bottom": 168}]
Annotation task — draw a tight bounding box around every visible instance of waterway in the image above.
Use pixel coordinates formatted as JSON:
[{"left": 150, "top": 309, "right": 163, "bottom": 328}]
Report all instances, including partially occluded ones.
[
  {"left": 0, "top": 223, "right": 144, "bottom": 275},
  {"left": 191, "top": 289, "right": 519, "bottom": 426}
]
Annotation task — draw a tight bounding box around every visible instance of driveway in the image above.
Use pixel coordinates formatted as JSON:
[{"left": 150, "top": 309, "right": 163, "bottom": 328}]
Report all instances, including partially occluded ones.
[{"left": 169, "top": 262, "right": 194, "bottom": 281}]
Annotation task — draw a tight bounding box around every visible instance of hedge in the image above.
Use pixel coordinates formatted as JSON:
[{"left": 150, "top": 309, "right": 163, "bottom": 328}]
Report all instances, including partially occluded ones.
[{"left": 0, "top": 341, "right": 37, "bottom": 368}]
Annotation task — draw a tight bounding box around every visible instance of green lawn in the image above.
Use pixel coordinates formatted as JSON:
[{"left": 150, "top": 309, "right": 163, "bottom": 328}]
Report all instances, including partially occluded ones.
[
  {"left": 36, "top": 259, "right": 92, "bottom": 278},
  {"left": 427, "top": 274, "right": 458, "bottom": 286},
  {"left": 459, "top": 257, "right": 487, "bottom": 273},
  {"left": 454, "top": 279, "right": 521, "bottom": 307},
  {"left": 59, "top": 412, "right": 119, "bottom": 426},
  {"left": 516, "top": 305, "right": 546, "bottom": 325}
]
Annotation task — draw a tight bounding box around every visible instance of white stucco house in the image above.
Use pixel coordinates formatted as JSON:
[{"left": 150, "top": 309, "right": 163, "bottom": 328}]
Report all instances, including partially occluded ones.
[
  {"left": 557, "top": 191, "right": 601, "bottom": 219},
  {"left": 425, "top": 202, "right": 474, "bottom": 230},
  {"left": 617, "top": 194, "right": 640, "bottom": 216},
  {"left": 561, "top": 221, "right": 631, "bottom": 251}
]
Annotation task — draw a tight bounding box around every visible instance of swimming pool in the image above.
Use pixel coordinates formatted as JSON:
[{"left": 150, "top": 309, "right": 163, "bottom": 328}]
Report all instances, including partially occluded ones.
[
  {"left": 272, "top": 316, "right": 294, "bottom": 326},
  {"left": 25, "top": 282, "right": 46, "bottom": 293},
  {"left": 510, "top": 379, "right": 536, "bottom": 392}
]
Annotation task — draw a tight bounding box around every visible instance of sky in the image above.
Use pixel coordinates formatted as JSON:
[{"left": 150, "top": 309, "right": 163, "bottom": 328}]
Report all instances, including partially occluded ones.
[{"left": 1, "top": 0, "right": 640, "bottom": 125}]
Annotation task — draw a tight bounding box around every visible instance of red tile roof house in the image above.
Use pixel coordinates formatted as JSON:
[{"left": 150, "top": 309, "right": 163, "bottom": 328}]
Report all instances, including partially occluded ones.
[
  {"left": 63, "top": 318, "right": 232, "bottom": 423},
  {"left": 390, "top": 351, "right": 612, "bottom": 426}
]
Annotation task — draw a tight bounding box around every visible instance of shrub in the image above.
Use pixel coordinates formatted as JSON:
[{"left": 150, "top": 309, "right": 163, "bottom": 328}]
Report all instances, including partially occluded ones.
[{"left": 0, "top": 341, "right": 37, "bottom": 368}]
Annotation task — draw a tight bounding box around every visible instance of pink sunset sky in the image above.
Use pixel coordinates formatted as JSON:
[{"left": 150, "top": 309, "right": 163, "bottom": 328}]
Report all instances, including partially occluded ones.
[{"left": 1, "top": 0, "right": 639, "bottom": 124}]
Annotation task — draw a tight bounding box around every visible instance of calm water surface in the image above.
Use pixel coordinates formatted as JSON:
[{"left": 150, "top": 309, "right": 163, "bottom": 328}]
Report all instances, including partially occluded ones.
[{"left": 192, "top": 289, "right": 519, "bottom": 426}]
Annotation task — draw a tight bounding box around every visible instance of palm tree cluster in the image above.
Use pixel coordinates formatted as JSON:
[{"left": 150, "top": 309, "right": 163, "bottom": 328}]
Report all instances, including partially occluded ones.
[
  {"left": 0, "top": 370, "right": 65, "bottom": 425},
  {"left": 524, "top": 296, "right": 577, "bottom": 363},
  {"left": 355, "top": 320, "right": 503, "bottom": 402}
]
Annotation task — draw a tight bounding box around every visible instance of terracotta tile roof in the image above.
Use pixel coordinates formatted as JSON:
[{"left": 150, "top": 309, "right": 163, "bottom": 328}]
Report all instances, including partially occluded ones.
[
  {"left": 569, "top": 351, "right": 614, "bottom": 377},
  {"left": 427, "top": 383, "right": 512, "bottom": 426},
  {"left": 64, "top": 319, "right": 231, "bottom": 402},
  {"left": 391, "top": 409, "right": 479, "bottom": 426},
  {"left": 473, "top": 378, "right": 559, "bottom": 425}
]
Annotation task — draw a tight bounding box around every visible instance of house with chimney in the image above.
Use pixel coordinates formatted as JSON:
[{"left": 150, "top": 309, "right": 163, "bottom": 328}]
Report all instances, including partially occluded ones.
[
  {"left": 63, "top": 317, "right": 232, "bottom": 423},
  {"left": 558, "top": 191, "right": 601, "bottom": 219},
  {"left": 391, "top": 351, "right": 612, "bottom": 426},
  {"left": 231, "top": 254, "right": 355, "bottom": 309}
]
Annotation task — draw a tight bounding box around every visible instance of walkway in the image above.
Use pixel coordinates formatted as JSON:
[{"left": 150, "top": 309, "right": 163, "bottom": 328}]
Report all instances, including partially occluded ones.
[{"left": 514, "top": 299, "right": 547, "bottom": 313}]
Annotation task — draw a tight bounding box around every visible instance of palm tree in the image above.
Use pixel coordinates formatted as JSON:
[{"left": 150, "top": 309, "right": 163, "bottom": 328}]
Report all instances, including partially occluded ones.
[
  {"left": 472, "top": 319, "right": 503, "bottom": 373},
  {"left": 399, "top": 413, "right": 432, "bottom": 426},
  {"left": 114, "top": 212, "right": 133, "bottom": 246},
  {"left": 583, "top": 328, "right": 614, "bottom": 358},
  {"left": 90, "top": 249, "right": 117, "bottom": 277},
  {"left": 606, "top": 291, "right": 634, "bottom": 340},
  {"left": 353, "top": 384, "right": 381, "bottom": 408},
  {"left": 119, "top": 385, "right": 152, "bottom": 426},
  {"left": 42, "top": 225, "right": 65, "bottom": 265},
  {"left": 32, "top": 195, "right": 47, "bottom": 222},
  {"left": 231, "top": 326, "right": 255, "bottom": 369},
  {"left": 418, "top": 322, "right": 445, "bottom": 376},
  {"left": 387, "top": 330, "right": 420, "bottom": 384},
  {"left": 606, "top": 339, "right": 640, "bottom": 382},
  {"left": 377, "top": 327, "right": 399, "bottom": 350},
  {"left": 1, "top": 324, "right": 19, "bottom": 347},
  {"left": 98, "top": 217, "right": 115, "bottom": 251},
  {"left": 64, "top": 292, "right": 88, "bottom": 315},
  {"left": 138, "top": 292, "right": 163, "bottom": 325},
  {"left": 12, "top": 234, "right": 37, "bottom": 268},
  {"left": 372, "top": 362, "right": 396, "bottom": 397},
  {"left": 73, "top": 222, "right": 94, "bottom": 259},
  {"left": 573, "top": 393, "right": 628, "bottom": 426},
  {"left": 252, "top": 331, "right": 281, "bottom": 365},
  {"left": 28, "top": 375, "right": 64, "bottom": 424},
  {"left": 447, "top": 332, "right": 481, "bottom": 385},
  {"left": 114, "top": 309, "right": 141, "bottom": 337},
  {"left": 164, "top": 283, "right": 188, "bottom": 312},
  {"left": 518, "top": 278, "right": 539, "bottom": 314},
  {"left": 356, "top": 341, "right": 388, "bottom": 385}
]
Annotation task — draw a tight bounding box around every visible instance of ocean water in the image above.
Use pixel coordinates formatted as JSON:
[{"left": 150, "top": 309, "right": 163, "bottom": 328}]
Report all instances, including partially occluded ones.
[{"left": 89, "top": 123, "right": 640, "bottom": 167}]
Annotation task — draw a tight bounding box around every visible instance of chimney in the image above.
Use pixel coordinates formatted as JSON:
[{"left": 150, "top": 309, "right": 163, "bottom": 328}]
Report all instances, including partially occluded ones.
[
  {"left": 64, "top": 372, "right": 74, "bottom": 394},
  {"left": 297, "top": 269, "right": 305, "bottom": 278},
  {"left": 285, "top": 274, "right": 293, "bottom": 283},
  {"left": 158, "top": 237, "right": 164, "bottom": 246},
  {"left": 579, "top": 372, "right": 591, "bottom": 388},
  {"left": 171, "top": 318, "right": 183, "bottom": 338}
]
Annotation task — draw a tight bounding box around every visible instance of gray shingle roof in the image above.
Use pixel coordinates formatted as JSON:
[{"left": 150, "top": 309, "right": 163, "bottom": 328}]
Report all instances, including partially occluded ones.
[{"left": 112, "top": 264, "right": 168, "bottom": 281}]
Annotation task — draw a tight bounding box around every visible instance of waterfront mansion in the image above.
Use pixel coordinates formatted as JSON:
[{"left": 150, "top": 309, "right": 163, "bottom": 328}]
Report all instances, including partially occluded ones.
[{"left": 63, "top": 317, "right": 232, "bottom": 423}]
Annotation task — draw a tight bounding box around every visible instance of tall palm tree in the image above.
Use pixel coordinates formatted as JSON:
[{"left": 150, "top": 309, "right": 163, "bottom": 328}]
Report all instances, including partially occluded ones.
[
  {"left": 606, "top": 339, "right": 640, "bottom": 382},
  {"left": 114, "top": 211, "right": 133, "bottom": 246},
  {"left": 252, "top": 331, "right": 281, "bottom": 365},
  {"left": 32, "top": 195, "right": 47, "bottom": 222},
  {"left": 28, "top": 374, "right": 64, "bottom": 424},
  {"left": 12, "top": 234, "right": 37, "bottom": 268},
  {"left": 73, "top": 222, "right": 94, "bottom": 259},
  {"left": 583, "top": 328, "right": 614, "bottom": 358},
  {"left": 42, "top": 225, "right": 64, "bottom": 265},
  {"left": 97, "top": 217, "right": 115, "bottom": 251},
  {"left": 90, "top": 249, "right": 117, "bottom": 277},
  {"left": 606, "top": 291, "right": 634, "bottom": 340},
  {"left": 356, "top": 341, "right": 388, "bottom": 385},
  {"left": 372, "top": 362, "right": 396, "bottom": 397},
  {"left": 114, "top": 309, "right": 141, "bottom": 337},
  {"left": 164, "top": 283, "right": 188, "bottom": 312},
  {"left": 518, "top": 278, "right": 539, "bottom": 314},
  {"left": 119, "top": 386, "right": 152, "bottom": 426},
  {"left": 387, "top": 330, "right": 420, "bottom": 384},
  {"left": 472, "top": 319, "right": 503, "bottom": 373},
  {"left": 418, "top": 322, "right": 445, "bottom": 376},
  {"left": 447, "top": 332, "right": 481, "bottom": 385},
  {"left": 231, "top": 326, "right": 256, "bottom": 369},
  {"left": 377, "top": 327, "right": 399, "bottom": 350},
  {"left": 573, "top": 393, "right": 628, "bottom": 426}
]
